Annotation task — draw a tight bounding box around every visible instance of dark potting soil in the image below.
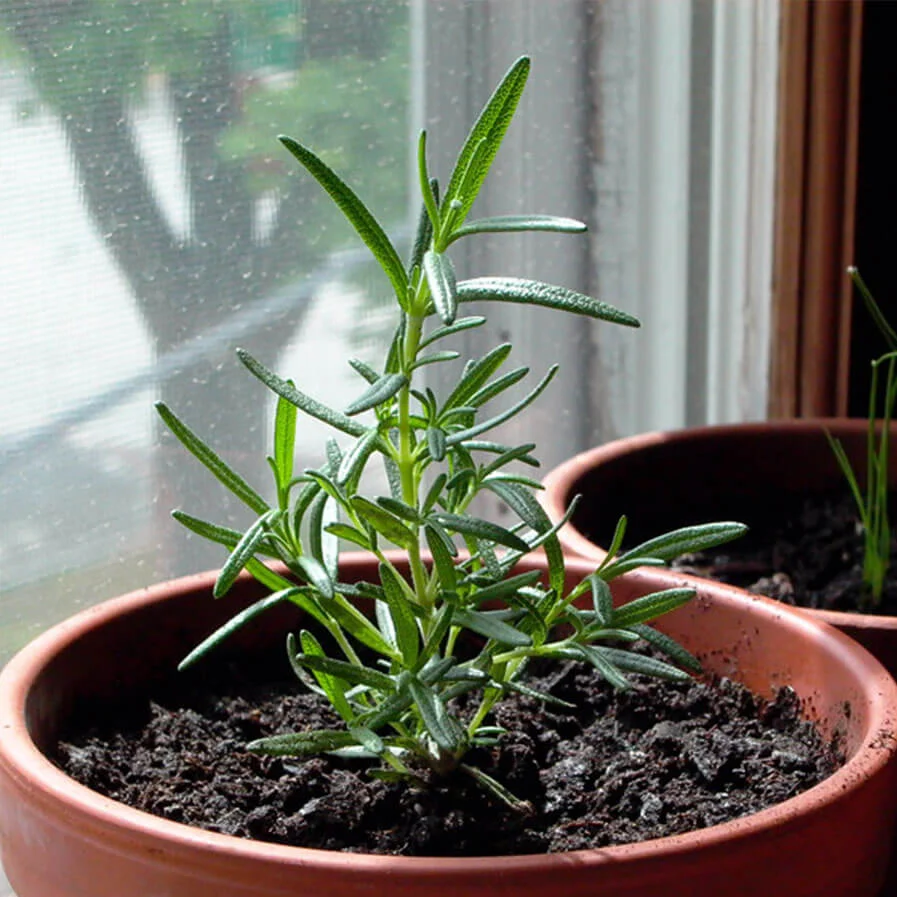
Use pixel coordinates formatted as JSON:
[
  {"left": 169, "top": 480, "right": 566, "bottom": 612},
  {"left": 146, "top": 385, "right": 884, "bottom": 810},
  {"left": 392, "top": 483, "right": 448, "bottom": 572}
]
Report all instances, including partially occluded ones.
[
  {"left": 55, "top": 657, "right": 838, "bottom": 857},
  {"left": 672, "top": 490, "right": 897, "bottom": 616}
]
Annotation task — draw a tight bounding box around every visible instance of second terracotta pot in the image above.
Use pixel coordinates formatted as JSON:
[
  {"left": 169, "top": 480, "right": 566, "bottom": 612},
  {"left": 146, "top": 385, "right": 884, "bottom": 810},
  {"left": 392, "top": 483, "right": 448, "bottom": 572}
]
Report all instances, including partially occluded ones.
[{"left": 541, "top": 418, "right": 897, "bottom": 677}]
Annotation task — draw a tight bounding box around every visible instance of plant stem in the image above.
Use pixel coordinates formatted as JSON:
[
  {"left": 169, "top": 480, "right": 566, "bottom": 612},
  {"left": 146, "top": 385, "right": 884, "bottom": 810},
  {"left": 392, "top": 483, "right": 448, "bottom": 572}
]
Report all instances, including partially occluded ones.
[{"left": 398, "top": 311, "right": 430, "bottom": 610}]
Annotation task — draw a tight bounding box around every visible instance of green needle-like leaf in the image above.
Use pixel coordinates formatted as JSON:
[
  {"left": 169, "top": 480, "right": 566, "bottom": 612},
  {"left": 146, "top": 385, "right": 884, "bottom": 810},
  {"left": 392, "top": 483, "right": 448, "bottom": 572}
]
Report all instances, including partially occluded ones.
[
  {"left": 611, "top": 588, "right": 695, "bottom": 627},
  {"left": 171, "top": 511, "right": 275, "bottom": 557},
  {"left": 349, "top": 725, "right": 385, "bottom": 756},
  {"left": 214, "top": 511, "right": 280, "bottom": 598},
  {"left": 588, "top": 574, "right": 614, "bottom": 625},
  {"left": 376, "top": 496, "right": 421, "bottom": 523},
  {"left": 425, "top": 523, "right": 458, "bottom": 592},
  {"left": 273, "top": 393, "right": 297, "bottom": 498},
  {"left": 631, "top": 624, "right": 702, "bottom": 673},
  {"left": 348, "top": 357, "right": 380, "bottom": 384},
  {"left": 597, "top": 516, "right": 628, "bottom": 574},
  {"left": 351, "top": 496, "right": 417, "bottom": 549},
  {"left": 238, "top": 349, "right": 366, "bottom": 438},
  {"left": 445, "top": 365, "right": 558, "bottom": 447},
  {"left": 328, "top": 594, "right": 398, "bottom": 660},
  {"left": 336, "top": 428, "right": 380, "bottom": 489},
  {"left": 467, "top": 367, "right": 529, "bottom": 409},
  {"left": 294, "top": 631, "right": 354, "bottom": 723},
  {"left": 427, "top": 426, "right": 447, "bottom": 462},
  {"left": 459, "top": 763, "right": 532, "bottom": 813},
  {"left": 406, "top": 677, "right": 463, "bottom": 753},
  {"left": 597, "top": 646, "right": 692, "bottom": 682},
  {"left": 379, "top": 563, "right": 420, "bottom": 666},
  {"left": 454, "top": 609, "right": 531, "bottom": 647},
  {"left": 345, "top": 373, "right": 408, "bottom": 416},
  {"left": 248, "top": 729, "right": 359, "bottom": 757},
  {"left": 324, "top": 522, "right": 373, "bottom": 551},
  {"left": 179, "top": 588, "right": 301, "bottom": 671},
  {"left": 457, "top": 277, "right": 640, "bottom": 327},
  {"left": 411, "top": 351, "right": 461, "bottom": 371},
  {"left": 431, "top": 512, "right": 530, "bottom": 553},
  {"left": 447, "top": 215, "right": 586, "bottom": 245},
  {"left": 466, "top": 570, "right": 542, "bottom": 607},
  {"left": 480, "top": 444, "right": 538, "bottom": 477},
  {"left": 619, "top": 522, "right": 748, "bottom": 563},
  {"left": 297, "top": 555, "right": 335, "bottom": 601},
  {"left": 424, "top": 250, "right": 458, "bottom": 325},
  {"left": 422, "top": 473, "right": 448, "bottom": 516},
  {"left": 442, "top": 343, "right": 512, "bottom": 412},
  {"left": 279, "top": 135, "right": 408, "bottom": 302},
  {"left": 443, "top": 56, "right": 530, "bottom": 227},
  {"left": 573, "top": 643, "right": 631, "bottom": 690},
  {"left": 156, "top": 403, "right": 269, "bottom": 515},
  {"left": 419, "top": 315, "right": 486, "bottom": 350},
  {"left": 293, "top": 646, "right": 396, "bottom": 694},
  {"left": 483, "top": 478, "right": 564, "bottom": 596},
  {"left": 417, "top": 130, "right": 440, "bottom": 234}
]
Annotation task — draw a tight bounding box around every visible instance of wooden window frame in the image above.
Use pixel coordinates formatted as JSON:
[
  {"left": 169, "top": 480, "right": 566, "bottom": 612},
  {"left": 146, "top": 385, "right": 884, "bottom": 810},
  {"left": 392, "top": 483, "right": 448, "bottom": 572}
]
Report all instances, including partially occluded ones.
[{"left": 770, "top": 0, "right": 864, "bottom": 418}]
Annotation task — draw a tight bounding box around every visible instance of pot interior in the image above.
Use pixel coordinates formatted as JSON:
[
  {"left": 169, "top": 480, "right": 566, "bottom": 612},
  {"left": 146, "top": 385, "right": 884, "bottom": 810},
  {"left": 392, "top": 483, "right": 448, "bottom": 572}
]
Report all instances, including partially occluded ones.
[
  {"left": 22, "top": 556, "right": 881, "bottom": 768},
  {"left": 570, "top": 425, "right": 897, "bottom": 552}
]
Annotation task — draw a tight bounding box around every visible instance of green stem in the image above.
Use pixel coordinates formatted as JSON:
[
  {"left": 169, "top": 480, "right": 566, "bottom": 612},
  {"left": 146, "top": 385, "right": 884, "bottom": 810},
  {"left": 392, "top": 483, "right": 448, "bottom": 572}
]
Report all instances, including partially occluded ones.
[
  {"left": 467, "top": 691, "right": 497, "bottom": 737},
  {"left": 398, "top": 312, "right": 430, "bottom": 610},
  {"left": 328, "top": 620, "right": 363, "bottom": 666}
]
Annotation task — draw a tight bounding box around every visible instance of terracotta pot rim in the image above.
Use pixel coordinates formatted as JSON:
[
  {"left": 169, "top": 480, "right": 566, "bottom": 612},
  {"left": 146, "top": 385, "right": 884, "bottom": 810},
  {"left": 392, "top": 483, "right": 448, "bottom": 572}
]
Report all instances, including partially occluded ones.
[
  {"left": 1, "top": 553, "right": 896, "bottom": 876},
  {"left": 541, "top": 418, "right": 897, "bottom": 633}
]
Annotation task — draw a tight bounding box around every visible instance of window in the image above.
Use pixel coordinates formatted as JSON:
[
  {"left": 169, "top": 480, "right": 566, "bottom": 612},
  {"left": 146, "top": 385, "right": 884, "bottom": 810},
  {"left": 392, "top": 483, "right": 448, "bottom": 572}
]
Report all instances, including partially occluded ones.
[{"left": 0, "top": 6, "right": 780, "bottom": 887}]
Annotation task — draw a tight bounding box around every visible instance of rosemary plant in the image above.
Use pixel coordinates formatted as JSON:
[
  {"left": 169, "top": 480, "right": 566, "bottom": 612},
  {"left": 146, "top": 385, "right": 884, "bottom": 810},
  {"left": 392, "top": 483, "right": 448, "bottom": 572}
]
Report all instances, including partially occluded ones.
[
  {"left": 157, "top": 56, "right": 746, "bottom": 807},
  {"left": 827, "top": 267, "right": 897, "bottom": 608}
]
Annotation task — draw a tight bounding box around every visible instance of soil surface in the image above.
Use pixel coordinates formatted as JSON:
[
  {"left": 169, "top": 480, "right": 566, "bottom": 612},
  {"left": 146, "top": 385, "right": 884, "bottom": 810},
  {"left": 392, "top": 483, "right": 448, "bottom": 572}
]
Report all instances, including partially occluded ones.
[
  {"left": 56, "top": 656, "right": 839, "bottom": 856},
  {"left": 672, "top": 491, "right": 897, "bottom": 616}
]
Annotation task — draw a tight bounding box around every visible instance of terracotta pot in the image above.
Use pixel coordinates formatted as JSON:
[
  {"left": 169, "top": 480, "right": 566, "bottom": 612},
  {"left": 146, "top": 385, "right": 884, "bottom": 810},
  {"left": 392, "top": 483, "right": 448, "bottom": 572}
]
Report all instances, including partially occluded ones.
[
  {"left": 2, "top": 552, "right": 897, "bottom": 896},
  {"left": 541, "top": 418, "right": 897, "bottom": 678}
]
